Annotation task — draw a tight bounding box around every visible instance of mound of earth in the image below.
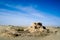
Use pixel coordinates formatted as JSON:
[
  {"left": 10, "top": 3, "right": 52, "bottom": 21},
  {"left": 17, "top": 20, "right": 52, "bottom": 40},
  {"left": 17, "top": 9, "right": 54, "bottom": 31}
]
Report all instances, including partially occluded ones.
[{"left": 0, "top": 22, "right": 58, "bottom": 37}]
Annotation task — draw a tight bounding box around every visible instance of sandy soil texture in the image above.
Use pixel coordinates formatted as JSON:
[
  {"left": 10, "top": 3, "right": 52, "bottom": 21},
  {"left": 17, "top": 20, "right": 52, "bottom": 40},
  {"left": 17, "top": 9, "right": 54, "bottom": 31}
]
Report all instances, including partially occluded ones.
[{"left": 0, "top": 26, "right": 60, "bottom": 40}]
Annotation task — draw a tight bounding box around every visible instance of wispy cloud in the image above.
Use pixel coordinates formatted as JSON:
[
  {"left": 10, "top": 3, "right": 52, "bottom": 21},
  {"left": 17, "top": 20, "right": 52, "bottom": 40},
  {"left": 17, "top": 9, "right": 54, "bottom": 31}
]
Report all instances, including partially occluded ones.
[{"left": 0, "top": 4, "right": 60, "bottom": 26}]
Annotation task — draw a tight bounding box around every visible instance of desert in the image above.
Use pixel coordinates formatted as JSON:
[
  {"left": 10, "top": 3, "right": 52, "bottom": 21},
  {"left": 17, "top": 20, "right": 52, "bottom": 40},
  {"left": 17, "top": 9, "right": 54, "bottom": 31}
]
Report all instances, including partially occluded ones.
[{"left": 0, "top": 22, "right": 60, "bottom": 40}]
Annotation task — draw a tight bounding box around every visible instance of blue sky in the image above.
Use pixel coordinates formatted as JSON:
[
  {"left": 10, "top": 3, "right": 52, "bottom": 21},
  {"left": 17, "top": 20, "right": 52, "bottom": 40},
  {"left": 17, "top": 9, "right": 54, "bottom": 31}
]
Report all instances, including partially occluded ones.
[{"left": 0, "top": 0, "right": 60, "bottom": 26}]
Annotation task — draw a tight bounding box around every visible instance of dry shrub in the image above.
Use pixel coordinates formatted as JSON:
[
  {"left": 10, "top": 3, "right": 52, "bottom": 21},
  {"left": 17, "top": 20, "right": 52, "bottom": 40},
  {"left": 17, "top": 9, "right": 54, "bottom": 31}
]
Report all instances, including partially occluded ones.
[
  {"left": 6, "top": 26, "right": 24, "bottom": 31},
  {"left": 18, "top": 28, "right": 24, "bottom": 31}
]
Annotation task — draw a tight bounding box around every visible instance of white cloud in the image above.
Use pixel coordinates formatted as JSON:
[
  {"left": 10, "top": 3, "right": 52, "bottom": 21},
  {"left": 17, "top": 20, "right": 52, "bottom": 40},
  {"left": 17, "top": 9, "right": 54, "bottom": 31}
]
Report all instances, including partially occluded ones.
[{"left": 0, "top": 4, "right": 60, "bottom": 26}]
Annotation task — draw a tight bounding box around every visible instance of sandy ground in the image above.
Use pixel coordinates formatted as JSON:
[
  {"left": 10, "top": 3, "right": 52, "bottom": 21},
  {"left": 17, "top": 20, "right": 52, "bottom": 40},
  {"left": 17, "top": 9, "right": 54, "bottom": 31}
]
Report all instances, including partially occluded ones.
[{"left": 0, "top": 26, "right": 60, "bottom": 40}]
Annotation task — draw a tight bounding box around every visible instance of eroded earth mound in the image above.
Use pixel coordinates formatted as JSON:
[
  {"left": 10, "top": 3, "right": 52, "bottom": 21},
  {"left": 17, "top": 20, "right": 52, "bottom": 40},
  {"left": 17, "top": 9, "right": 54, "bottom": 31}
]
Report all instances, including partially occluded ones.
[{"left": 0, "top": 22, "right": 58, "bottom": 37}]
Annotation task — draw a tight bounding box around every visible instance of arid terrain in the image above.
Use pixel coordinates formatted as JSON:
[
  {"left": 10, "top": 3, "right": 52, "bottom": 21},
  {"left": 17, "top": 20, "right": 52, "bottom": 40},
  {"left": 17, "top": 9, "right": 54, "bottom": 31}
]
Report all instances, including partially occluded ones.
[{"left": 0, "top": 25, "right": 60, "bottom": 40}]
